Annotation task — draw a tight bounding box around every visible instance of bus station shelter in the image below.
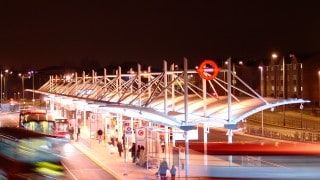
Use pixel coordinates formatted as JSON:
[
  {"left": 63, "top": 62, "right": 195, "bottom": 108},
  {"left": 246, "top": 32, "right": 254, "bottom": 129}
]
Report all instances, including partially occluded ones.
[{"left": 27, "top": 58, "right": 310, "bottom": 175}]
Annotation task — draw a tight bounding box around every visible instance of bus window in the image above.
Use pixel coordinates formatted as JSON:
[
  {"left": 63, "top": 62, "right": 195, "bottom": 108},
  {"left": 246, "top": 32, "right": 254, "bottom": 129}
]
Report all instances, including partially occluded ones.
[
  {"left": 48, "top": 122, "right": 54, "bottom": 135},
  {"left": 56, "top": 122, "right": 68, "bottom": 132}
]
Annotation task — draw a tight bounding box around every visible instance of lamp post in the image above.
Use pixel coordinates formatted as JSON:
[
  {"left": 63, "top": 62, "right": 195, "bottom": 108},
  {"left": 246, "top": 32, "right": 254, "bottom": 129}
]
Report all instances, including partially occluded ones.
[
  {"left": 300, "top": 104, "right": 303, "bottom": 128},
  {"left": 282, "top": 56, "right": 285, "bottom": 99},
  {"left": 29, "top": 70, "right": 35, "bottom": 104},
  {"left": 0, "top": 71, "right": 2, "bottom": 105},
  {"left": 258, "top": 66, "right": 264, "bottom": 96},
  {"left": 282, "top": 56, "right": 286, "bottom": 126},
  {"left": 4, "top": 69, "right": 12, "bottom": 101},
  {"left": 271, "top": 53, "right": 279, "bottom": 97},
  {"left": 4, "top": 69, "right": 8, "bottom": 101},
  {"left": 318, "top": 70, "right": 320, "bottom": 107},
  {"left": 272, "top": 53, "right": 286, "bottom": 126},
  {"left": 271, "top": 53, "right": 286, "bottom": 98},
  {"left": 225, "top": 60, "right": 243, "bottom": 94},
  {"left": 18, "top": 73, "right": 25, "bottom": 101},
  {"left": 259, "top": 66, "right": 264, "bottom": 136}
]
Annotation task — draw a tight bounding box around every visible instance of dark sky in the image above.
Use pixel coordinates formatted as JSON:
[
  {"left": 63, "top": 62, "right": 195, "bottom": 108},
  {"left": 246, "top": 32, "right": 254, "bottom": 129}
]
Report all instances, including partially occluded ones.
[{"left": 1, "top": 0, "right": 320, "bottom": 70}]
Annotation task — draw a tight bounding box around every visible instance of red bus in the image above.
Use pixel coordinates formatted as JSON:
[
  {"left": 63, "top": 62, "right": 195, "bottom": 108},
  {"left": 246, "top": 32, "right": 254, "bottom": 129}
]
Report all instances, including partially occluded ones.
[{"left": 19, "top": 110, "right": 70, "bottom": 139}]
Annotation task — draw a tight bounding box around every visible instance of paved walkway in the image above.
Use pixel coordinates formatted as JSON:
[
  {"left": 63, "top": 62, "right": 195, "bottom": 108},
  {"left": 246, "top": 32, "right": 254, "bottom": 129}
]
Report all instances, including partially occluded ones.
[
  {"left": 68, "top": 121, "right": 312, "bottom": 180},
  {"left": 71, "top": 128, "right": 229, "bottom": 180},
  {"left": 72, "top": 139, "right": 158, "bottom": 179}
]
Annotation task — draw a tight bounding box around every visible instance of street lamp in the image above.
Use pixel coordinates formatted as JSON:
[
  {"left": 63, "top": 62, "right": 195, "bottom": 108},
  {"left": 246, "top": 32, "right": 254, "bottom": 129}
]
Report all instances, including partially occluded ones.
[
  {"left": 258, "top": 66, "right": 264, "bottom": 136},
  {"left": 300, "top": 104, "right": 303, "bottom": 128},
  {"left": 272, "top": 53, "right": 286, "bottom": 126},
  {"left": 4, "top": 69, "right": 8, "bottom": 101},
  {"left": 225, "top": 60, "right": 243, "bottom": 94},
  {"left": 3, "top": 69, "right": 12, "bottom": 101},
  {"left": 28, "top": 70, "right": 35, "bottom": 104},
  {"left": 318, "top": 70, "right": 320, "bottom": 107},
  {"left": 282, "top": 56, "right": 285, "bottom": 99},
  {"left": 18, "top": 73, "right": 26, "bottom": 101},
  {"left": 271, "top": 53, "right": 278, "bottom": 59},
  {"left": 0, "top": 71, "right": 2, "bottom": 104},
  {"left": 258, "top": 66, "right": 264, "bottom": 96},
  {"left": 271, "top": 53, "right": 285, "bottom": 98}
]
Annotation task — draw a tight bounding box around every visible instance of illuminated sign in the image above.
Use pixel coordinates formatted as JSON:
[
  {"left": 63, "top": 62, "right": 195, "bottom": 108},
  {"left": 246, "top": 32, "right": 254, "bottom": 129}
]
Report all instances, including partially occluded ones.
[{"left": 196, "top": 59, "right": 220, "bottom": 80}]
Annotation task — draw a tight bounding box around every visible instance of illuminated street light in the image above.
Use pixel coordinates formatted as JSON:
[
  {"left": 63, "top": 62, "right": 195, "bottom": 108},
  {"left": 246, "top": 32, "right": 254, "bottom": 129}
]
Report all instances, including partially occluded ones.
[
  {"left": 225, "top": 60, "right": 244, "bottom": 94},
  {"left": 18, "top": 73, "right": 26, "bottom": 101},
  {"left": 271, "top": 53, "right": 278, "bottom": 59},
  {"left": 318, "top": 70, "right": 320, "bottom": 107},
  {"left": 258, "top": 66, "right": 264, "bottom": 96},
  {"left": 4, "top": 70, "right": 8, "bottom": 100},
  {"left": 28, "top": 70, "right": 35, "bottom": 103},
  {"left": 271, "top": 53, "right": 285, "bottom": 98},
  {"left": 0, "top": 71, "right": 2, "bottom": 104},
  {"left": 272, "top": 53, "right": 286, "bottom": 126},
  {"left": 258, "top": 66, "right": 264, "bottom": 136},
  {"left": 3, "top": 69, "right": 12, "bottom": 101}
]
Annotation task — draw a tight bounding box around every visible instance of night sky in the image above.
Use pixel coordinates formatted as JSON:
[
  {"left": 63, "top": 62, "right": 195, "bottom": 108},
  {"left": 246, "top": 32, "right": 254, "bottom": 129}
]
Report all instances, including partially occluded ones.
[{"left": 1, "top": 1, "right": 320, "bottom": 70}]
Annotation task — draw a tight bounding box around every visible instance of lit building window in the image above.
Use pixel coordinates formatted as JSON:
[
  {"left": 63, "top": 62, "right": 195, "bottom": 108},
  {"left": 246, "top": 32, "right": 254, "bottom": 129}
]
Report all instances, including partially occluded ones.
[{"left": 293, "top": 75, "right": 297, "bottom": 80}]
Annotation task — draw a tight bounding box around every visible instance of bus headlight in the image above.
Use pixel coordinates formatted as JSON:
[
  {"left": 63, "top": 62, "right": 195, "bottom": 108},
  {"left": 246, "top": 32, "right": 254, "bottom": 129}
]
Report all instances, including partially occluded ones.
[
  {"left": 34, "top": 161, "right": 64, "bottom": 177},
  {"left": 65, "top": 134, "right": 70, "bottom": 139}
]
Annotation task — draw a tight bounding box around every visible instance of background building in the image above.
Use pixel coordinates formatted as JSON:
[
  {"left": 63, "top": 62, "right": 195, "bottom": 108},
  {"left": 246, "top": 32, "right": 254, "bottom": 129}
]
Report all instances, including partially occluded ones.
[
  {"left": 264, "top": 55, "right": 303, "bottom": 99},
  {"left": 263, "top": 53, "right": 320, "bottom": 107},
  {"left": 302, "top": 54, "right": 320, "bottom": 106}
]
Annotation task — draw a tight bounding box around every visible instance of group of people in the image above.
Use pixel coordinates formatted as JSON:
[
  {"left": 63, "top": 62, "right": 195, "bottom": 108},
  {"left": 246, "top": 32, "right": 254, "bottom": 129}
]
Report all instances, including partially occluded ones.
[
  {"left": 157, "top": 159, "right": 176, "bottom": 180},
  {"left": 105, "top": 133, "right": 177, "bottom": 179},
  {"left": 129, "top": 143, "right": 147, "bottom": 167},
  {"left": 68, "top": 124, "right": 80, "bottom": 141},
  {"left": 68, "top": 126, "right": 179, "bottom": 179},
  {"left": 129, "top": 143, "right": 176, "bottom": 179},
  {"left": 108, "top": 135, "right": 124, "bottom": 157}
]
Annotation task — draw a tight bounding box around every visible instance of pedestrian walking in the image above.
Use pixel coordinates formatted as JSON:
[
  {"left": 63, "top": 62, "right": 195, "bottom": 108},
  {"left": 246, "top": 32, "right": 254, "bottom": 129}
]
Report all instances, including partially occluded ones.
[
  {"left": 180, "top": 147, "right": 185, "bottom": 170},
  {"left": 129, "top": 143, "right": 136, "bottom": 163},
  {"left": 122, "top": 133, "right": 126, "bottom": 149},
  {"left": 68, "top": 124, "right": 74, "bottom": 140},
  {"left": 170, "top": 164, "right": 176, "bottom": 180},
  {"left": 76, "top": 126, "right": 80, "bottom": 141},
  {"left": 117, "top": 140, "right": 123, "bottom": 157},
  {"left": 138, "top": 146, "right": 146, "bottom": 167},
  {"left": 160, "top": 139, "right": 165, "bottom": 153},
  {"left": 158, "top": 159, "right": 169, "bottom": 180},
  {"left": 97, "top": 129, "right": 103, "bottom": 144},
  {"left": 110, "top": 136, "right": 115, "bottom": 146},
  {"left": 136, "top": 145, "right": 141, "bottom": 159}
]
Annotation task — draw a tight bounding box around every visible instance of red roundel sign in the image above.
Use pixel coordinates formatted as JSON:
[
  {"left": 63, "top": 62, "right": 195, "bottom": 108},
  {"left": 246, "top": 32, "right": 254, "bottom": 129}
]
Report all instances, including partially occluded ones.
[
  {"left": 196, "top": 60, "right": 220, "bottom": 80},
  {"left": 138, "top": 129, "right": 144, "bottom": 136}
]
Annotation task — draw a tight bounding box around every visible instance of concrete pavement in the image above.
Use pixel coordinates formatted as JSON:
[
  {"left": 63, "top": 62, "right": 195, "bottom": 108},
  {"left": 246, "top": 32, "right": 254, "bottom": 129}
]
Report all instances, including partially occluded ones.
[
  {"left": 71, "top": 128, "right": 230, "bottom": 180},
  {"left": 67, "top": 121, "right": 312, "bottom": 179},
  {"left": 72, "top": 139, "right": 158, "bottom": 180}
]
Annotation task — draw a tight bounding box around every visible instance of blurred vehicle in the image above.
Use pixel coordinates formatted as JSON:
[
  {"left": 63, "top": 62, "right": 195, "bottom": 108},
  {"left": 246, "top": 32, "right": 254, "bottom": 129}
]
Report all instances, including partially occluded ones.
[
  {"left": 19, "top": 109, "right": 70, "bottom": 139},
  {"left": 9, "top": 98, "right": 19, "bottom": 112},
  {"left": 186, "top": 142, "right": 320, "bottom": 156},
  {"left": 0, "top": 127, "right": 66, "bottom": 179},
  {"left": 176, "top": 142, "right": 320, "bottom": 179}
]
